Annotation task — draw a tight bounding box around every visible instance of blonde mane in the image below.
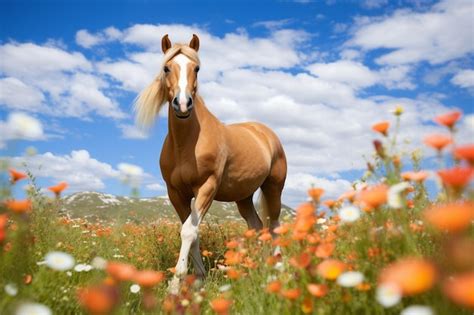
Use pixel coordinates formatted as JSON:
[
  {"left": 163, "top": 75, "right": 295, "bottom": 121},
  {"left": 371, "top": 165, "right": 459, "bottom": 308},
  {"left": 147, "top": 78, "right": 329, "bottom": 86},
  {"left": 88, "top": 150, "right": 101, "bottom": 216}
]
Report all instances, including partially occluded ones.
[{"left": 134, "top": 44, "right": 200, "bottom": 127}]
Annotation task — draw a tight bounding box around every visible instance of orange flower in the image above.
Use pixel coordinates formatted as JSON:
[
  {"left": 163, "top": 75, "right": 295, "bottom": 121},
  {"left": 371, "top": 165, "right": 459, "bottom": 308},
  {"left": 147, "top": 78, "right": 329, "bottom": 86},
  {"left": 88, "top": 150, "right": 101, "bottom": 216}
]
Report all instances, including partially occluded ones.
[
  {"left": 5, "top": 199, "right": 32, "bottom": 214},
  {"left": 273, "top": 224, "right": 290, "bottom": 235},
  {"left": 281, "top": 288, "right": 301, "bottom": 300},
  {"left": 357, "top": 184, "right": 388, "bottom": 209},
  {"left": 437, "top": 167, "right": 473, "bottom": 190},
  {"left": 315, "top": 243, "right": 335, "bottom": 258},
  {"left": 379, "top": 258, "right": 437, "bottom": 296},
  {"left": 424, "top": 201, "right": 474, "bottom": 232},
  {"left": 454, "top": 144, "right": 474, "bottom": 166},
  {"left": 301, "top": 297, "right": 313, "bottom": 314},
  {"left": 225, "top": 240, "right": 239, "bottom": 249},
  {"left": 323, "top": 199, "right": 336, "bottom": 208},
  {"left": 0, "top": 214, "right": 7, "bottom": 243},
  {"left": 316, "top": 259, "right": 346, "bottom": 280},
  {"left": 372, "top": 121, "right": 390, "bottom": 136},
  {"left": 226, "top": 268, "right": 241, "bottom": 280},
  {"left": 443, "top": 272, "right": 474, "bottom": 309},
  {"left": 133, "top": 270, "right": 164, "bottom": 288},
  {"left": 308, "top": 187, "right": 325, "bottom": 201},
  {"left": 243, "top": 229, "right": 256, "bottom": 238},
  {"left": 356, "top": 282, "right": 371, "bottom": 291},
  {"left": 307, "top": 283, "right": 328, "bottom": 297},
  {"left": 202, "top": 250, "right": 213, "bottom": 257},
  {"left": 434, "top": 110, "right": 462, "bottom": 129},
  {"left": 266, "top": 280, "right": 282, "bottom": 293},
  {"left": 24, "top": 274, "right": 32, "bottom": 285},
  {"left": 258, "top": 231, "right": 272, "bottom": 242},
  {"left": 401, "top": 171, "right": 429, "bottom": 182},
  {"left": 210, "top": 297, "right": 232, "bottom": 315},
  {"left": 289, "top": 252, "right": 312, "bottom": 269},
  {"left": 423, "top": 134, "right": 452, "bottom": 151},
  {"left": 48, "top": 181, "right": 68, "bottom": 197},
  {"left": 224, "top": 250, "right": 243, "bottom": 265},
  {"left": 338, "top": 190, "right": 356, "bottom": 202},
  {"left": 294, "top": 203, "right": 316, "bottom": 234},
  {"left": 9, "top": 168, "right": 27, "bottom": 184},
  {"left": 77, "top": 286, "right": 115, "bottom": 315},
  {"left": 106, "top": 262, "right": 136, "bottom": 281}
]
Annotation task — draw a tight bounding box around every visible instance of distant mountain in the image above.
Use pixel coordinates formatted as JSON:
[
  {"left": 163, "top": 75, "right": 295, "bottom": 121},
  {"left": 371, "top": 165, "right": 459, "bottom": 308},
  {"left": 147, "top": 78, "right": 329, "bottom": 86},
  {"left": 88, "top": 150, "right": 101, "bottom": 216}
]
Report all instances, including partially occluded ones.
[{"left": 61, "top": 191, "right": 294, "bottom": 223}]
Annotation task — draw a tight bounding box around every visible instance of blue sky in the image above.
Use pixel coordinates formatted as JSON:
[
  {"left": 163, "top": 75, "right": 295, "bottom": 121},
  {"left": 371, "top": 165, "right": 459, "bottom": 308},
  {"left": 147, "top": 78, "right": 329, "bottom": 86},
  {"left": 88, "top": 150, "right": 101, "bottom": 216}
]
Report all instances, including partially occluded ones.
[{"left": 1, "top": 0, "right": 473, "bottom": 206}]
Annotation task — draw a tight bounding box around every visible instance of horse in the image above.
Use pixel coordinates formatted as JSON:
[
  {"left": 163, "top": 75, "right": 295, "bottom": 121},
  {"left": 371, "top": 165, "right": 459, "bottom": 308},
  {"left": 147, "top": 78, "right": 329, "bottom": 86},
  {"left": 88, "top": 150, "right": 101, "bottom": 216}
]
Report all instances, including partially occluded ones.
[{"left": 134, "top": 34, "right": 287, "bottom": 293}]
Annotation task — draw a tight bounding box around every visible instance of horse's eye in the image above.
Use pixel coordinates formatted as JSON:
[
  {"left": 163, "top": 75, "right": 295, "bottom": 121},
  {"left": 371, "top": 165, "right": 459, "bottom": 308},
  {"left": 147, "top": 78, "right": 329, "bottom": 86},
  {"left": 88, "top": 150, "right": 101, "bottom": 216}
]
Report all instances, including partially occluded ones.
[
  {"left": 194, "top": 66, "right": 200, "bottom": 73},
  {"left": 164, "top": 66, "right": 170, "bottom": 73}
]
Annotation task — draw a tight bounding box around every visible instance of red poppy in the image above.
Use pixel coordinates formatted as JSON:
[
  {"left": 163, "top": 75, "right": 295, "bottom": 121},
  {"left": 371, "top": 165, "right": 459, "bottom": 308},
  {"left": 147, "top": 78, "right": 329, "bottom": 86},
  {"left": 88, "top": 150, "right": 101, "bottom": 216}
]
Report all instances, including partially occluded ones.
[
  {"left": 5, "top": 199, "right": 32, "bottom": 214},
  {"left": 133, "top": 270, "right": 164, "bottom": 287},
  {"left": 9, "top": 168, "right": 27, "bottom": 184},
  {"left": 437, "top": 167, "right": 473, "bottom": 190},
  {"left": 454, "top": 144, "right": 474, "bottom": 166},
  {"left": 372, "top": 121, "right": 390, "bottom": 136},
  {"left": 434, "top": 110, "right": 462, "bottom": 129},
  {"left": 424, "top": 134, "right": 452, "bottom": 151},
  {"left": 48, "top": 181, "right": 68, "bottom": 197}
]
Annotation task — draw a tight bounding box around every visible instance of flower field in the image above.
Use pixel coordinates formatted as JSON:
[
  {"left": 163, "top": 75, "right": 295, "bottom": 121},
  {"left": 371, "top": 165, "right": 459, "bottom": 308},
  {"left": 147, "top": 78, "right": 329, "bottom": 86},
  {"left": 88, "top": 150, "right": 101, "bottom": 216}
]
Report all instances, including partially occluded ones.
[{"left": 1, "top": 109, "right": 473, "bottom": 315}]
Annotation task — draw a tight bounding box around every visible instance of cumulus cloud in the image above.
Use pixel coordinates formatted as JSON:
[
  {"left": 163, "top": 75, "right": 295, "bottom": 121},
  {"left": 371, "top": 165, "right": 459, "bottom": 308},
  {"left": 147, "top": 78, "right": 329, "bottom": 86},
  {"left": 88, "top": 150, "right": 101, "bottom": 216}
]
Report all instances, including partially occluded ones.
[
  {"left": 0, "top": 42, "right": 125, "bottom": 119},
  {"left": 0, "top": 112, "right": 45, "bottom": 148},
  {"left": 75, "top": 27, "right": 122, "bottom": 48},
  {"left": 10, "top": 150, "right": 119, "bottom": 191},
  {"left": 348, "top": 0, "right": 474, "bottom": 65},
  {"left": 119, "top": 124, "right": 149, "bottom": 139},
  {"left": 451, "top": 69, "right": 474, "bottom": 89}
]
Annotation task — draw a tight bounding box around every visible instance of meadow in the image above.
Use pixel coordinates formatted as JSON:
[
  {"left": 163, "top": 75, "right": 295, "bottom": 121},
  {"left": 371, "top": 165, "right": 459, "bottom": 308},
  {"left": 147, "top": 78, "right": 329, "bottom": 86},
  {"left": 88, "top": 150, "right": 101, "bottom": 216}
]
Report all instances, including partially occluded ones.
[{"left": 1, "top": 108, "right": 473, "bottom": 315}]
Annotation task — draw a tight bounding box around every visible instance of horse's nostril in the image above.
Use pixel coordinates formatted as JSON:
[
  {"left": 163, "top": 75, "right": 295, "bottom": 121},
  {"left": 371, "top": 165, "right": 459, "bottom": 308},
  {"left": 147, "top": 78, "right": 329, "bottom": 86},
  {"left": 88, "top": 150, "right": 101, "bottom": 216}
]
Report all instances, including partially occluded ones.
[
  {"left": 173, "top": 97, "right": 179, "bottom": 106},
  {"left": 187, "top": 97, "right": 193, "bottom": 108}
]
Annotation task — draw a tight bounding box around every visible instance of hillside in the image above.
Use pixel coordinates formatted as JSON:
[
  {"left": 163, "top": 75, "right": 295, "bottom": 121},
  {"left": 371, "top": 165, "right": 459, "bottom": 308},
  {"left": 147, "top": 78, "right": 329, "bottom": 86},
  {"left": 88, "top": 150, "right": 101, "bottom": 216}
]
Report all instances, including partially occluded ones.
[{"left": 61, "top": 191, "right": 294, "bottom": 223}]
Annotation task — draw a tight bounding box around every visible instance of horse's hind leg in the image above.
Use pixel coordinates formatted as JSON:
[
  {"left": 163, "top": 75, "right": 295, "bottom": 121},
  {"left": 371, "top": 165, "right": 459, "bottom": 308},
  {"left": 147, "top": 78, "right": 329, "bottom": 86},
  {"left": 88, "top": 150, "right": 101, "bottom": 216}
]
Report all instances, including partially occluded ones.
[
  {"left": 261, "top": 157, "right": 286, "bottom": 234},
  {"left": 236, "top": 195, "right": 263, "bottom": 231}
]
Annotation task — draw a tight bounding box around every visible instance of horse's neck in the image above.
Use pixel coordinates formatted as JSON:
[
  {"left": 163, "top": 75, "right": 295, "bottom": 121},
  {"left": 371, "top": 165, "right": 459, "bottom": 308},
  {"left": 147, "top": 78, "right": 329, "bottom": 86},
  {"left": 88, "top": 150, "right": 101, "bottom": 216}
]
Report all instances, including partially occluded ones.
[{"left": 167, "top": 95, "right": 218, "bottom": 148}]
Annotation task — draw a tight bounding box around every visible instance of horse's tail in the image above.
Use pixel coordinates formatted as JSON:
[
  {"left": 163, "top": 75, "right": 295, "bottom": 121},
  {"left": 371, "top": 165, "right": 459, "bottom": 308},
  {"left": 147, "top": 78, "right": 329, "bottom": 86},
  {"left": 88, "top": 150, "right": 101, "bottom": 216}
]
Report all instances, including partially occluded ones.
[{"left": 259, "top": 190, "right": 270, "bottom": 228}]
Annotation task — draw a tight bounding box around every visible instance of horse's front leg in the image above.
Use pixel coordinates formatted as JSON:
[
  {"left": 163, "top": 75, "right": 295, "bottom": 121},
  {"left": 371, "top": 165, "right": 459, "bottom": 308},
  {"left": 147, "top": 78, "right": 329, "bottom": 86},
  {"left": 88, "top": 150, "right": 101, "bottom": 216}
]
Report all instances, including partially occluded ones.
[{"left": 169, "top": 176, "right": 217, "bottom": 294}]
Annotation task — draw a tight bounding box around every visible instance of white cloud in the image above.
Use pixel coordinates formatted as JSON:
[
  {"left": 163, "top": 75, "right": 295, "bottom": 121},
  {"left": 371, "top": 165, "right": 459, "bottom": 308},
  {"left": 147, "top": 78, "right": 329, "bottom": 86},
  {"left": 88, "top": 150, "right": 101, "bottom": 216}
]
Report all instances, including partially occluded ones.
[
  {"left": 307, "top": 60, "right": 378, "bottom": 88},
  {"left": 361, "top": 0, "right": 388, "bottom": 9},
  {"left": 451, "top": 69, "right": 474, "bottom": 89},
  {"left": 146, "top": 183, "right": 166, "bottom": 191},
  {"left": 119, "top": 124, "right": 149, "bottom": 139},
  {"left": 75, "top": 27, "right": 122, "bottom": 48},
  {"left": 285, "top": 172, "right": 352, "bottom": 206},
  {"left": 348, "top": 0, "right": 474, "bottom": 65},
  {"left": 0, "top": 42, "right": 125, "bottom": 120},
  {"left": 10, "top": 150, "right": 119, "bottom": 192},
  {"left": 0, "top": 77, "right": 45, "bottom": 111},
  {"left": 0, "top": 112, "right": 45, "bottom": 148},
  {"left": 76, "top": 29, "right": 103, "bottom": 48}
]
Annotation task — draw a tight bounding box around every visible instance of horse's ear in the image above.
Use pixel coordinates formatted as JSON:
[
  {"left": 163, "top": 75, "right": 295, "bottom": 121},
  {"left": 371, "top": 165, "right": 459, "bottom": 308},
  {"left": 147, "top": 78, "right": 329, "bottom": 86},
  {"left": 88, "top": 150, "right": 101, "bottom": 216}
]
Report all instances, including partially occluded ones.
[
  {"left": 162, "top": 34, "right": 172, "bottom": 53},
  {"left": 189, "top": 34, "right": 200, "bottom": 52}
]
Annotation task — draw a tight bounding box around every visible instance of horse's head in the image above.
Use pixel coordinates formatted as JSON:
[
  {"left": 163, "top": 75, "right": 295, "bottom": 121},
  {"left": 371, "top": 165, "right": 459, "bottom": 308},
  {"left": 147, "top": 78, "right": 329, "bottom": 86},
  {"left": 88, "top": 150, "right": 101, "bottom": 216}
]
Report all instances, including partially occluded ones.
[{"left": 161, "top": 34, "right": 200, "bottom": 119}]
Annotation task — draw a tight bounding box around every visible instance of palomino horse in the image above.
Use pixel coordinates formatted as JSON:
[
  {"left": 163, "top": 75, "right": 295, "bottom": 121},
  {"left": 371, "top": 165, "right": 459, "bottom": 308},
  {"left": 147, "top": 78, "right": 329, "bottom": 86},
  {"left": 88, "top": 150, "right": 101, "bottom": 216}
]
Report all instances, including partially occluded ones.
[{"left": 135, "top": 34, "right": 287, "bottom": 293}]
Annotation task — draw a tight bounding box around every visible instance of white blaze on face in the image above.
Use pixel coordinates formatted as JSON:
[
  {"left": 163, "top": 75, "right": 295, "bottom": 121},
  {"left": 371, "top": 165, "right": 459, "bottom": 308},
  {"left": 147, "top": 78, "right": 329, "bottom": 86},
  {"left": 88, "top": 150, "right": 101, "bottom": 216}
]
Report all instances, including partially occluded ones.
[{"left": 174, "top": 54, "right": 191, "bottom": 113}]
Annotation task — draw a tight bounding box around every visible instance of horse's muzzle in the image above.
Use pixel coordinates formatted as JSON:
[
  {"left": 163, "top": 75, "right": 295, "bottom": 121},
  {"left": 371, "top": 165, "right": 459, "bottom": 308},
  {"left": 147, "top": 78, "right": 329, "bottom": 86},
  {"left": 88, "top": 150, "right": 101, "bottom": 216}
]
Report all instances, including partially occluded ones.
[{"left": 172, "top": 96, "right": 193, "bottom": 119}]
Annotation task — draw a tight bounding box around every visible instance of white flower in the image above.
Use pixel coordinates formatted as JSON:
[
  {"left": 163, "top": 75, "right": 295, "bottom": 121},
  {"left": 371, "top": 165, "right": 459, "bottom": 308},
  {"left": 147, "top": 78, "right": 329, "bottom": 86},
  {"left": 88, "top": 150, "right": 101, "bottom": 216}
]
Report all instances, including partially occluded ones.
[
  {"left": 44, "top": 251, "right": 75, "bottom": 271},
  {"left": 130, "top": 284, "right": 141, "bottom": 294},
  {"left": 91, "top": 256, "right": 107, "bottom": 269},
  {"left": 118, "top": 163, "right": 143, "bottom": 177},
  {"left": 339, "top": 206, "right": 361, "bottom": 223},
  {"left": 376, "top": 283, "right": 402, "bottom": 308},
  {"left": 274, "top": 262, "right": 285, "bottom": 272},
  {"left": 316, "top": 218, "right": 327, "bottom": 224},
  {"left": 218, "top": 284, "right": 232, "bottom": 292},
  {"left": 388, "top": 182, "right": 410, "bottom": 209},
  {"left": 4, "top": 283, "right": 18, "bottom": 296},
  {"left": 74, "top": 264, "right": 93, "bottom": 272},
  {"left": 15, "top": 302, "right": 52, "bottom": 315},
  {"left": 336, "top": 271, "right": 364, "bottom": 287},
  {"left": 401, "top": 305, "right": 434, "bottom": 315}
]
